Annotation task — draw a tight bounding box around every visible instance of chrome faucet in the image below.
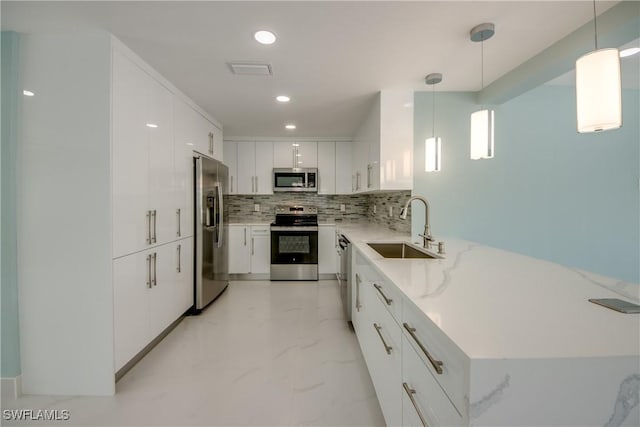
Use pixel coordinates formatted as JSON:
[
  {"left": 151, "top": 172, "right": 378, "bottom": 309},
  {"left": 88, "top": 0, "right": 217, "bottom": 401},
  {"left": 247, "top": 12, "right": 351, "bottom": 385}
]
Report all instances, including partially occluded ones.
[{"left": 399, "top": 196, "right": 434, "bottom": 249}]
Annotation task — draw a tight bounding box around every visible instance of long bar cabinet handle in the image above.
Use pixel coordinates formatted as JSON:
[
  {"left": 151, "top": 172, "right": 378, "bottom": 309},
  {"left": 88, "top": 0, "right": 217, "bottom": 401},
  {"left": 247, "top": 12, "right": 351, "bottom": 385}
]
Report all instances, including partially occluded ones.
[
  {"left": 151, "top": 210, "right": 157, "bottom": 243},
  {"left": 355, "top": 273, "right": 362, "bottom": 311},
  {"left": 152, "top": 252, "right": 157, "bottom": 287},
  {"left": 146, "top": 254, "right": 152, "bottom": 288},
  {"left": 403, "top": 323, "right": 444, "bottom": 374},
  {"left": 146, "top": 211, "right": 152, "bottom": 244},
  {"left": 176, "top": 209, "right": 181, "bottom": 237},
  {"left": 373, "top": 283, "right": 393, "bottom": 306},
  {"left": 177, "top": 244, "right": 181, "bottom": 272},
  {"left": 403, "top": 382, "right": 428, "bottom": 427},
  {"left": 373, "top": 323, "right": 392, "bottom": 354}
]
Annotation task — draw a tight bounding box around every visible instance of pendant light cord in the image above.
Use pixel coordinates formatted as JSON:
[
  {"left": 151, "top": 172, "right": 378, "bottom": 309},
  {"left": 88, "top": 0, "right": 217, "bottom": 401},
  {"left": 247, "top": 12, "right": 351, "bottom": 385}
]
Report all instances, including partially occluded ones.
[
  {"left": 432, "top": 83, "right": 435, "bottom": 138},
  {"left": 480, "top": 38, "right": 485, "bottom": 109},
  {"left": 593, "top": 0, "right": 598, "bottom": 50}
]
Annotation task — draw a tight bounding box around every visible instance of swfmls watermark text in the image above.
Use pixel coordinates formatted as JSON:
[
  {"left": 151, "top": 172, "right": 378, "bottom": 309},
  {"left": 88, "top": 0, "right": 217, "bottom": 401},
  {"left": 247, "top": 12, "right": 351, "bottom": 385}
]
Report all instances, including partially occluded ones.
[{"left": 2, "top": 409, "right": 70, "bottom": 422}]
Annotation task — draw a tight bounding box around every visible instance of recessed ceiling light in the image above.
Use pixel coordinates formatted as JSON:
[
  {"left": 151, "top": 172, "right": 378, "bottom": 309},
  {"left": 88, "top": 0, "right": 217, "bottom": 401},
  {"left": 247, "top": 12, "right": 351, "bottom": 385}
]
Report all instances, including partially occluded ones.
[
  {"left": 620, "top": 47, "right": 640, "bottom": 58},
  {"left": 276, "top": 95, "right": 290, "bottom": 103},
  {"left": 292, "top": 143, "right": 299, "bottom": 146},
  {"left": 23, "top": 90, "right": 35, "bottom": 96},
  {"left": 146, "top": 123, "right": 158, "bottom": 128},
  {"left": 285, "top": 124, "right": 296, "bottom": 130},
  {"left": 254, "top": 30, "right": 276, "bottom": 45}
]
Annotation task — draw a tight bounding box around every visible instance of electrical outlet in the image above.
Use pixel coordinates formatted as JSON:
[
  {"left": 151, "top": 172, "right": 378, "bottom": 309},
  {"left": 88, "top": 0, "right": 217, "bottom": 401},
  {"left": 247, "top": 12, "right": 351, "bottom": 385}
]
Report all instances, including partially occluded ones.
[
  {"left": 254, "top": 204, "right": 260, "bottom": 212},
  {"left": 340, "top": 204, "right": 346, "bottom": 212},
  {"left": 373, "top": 205, "right": 377, "bottom": 214},
  {"left": 388, "top": 206, "right": 393, "bottom": 217}
]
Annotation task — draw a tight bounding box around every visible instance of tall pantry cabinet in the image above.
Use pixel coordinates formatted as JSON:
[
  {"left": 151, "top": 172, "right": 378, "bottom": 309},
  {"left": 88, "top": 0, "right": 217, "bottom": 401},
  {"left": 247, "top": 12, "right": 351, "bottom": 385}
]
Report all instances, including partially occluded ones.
[{"left": 16, "top": 31, "right": 219, "bottom": 396}]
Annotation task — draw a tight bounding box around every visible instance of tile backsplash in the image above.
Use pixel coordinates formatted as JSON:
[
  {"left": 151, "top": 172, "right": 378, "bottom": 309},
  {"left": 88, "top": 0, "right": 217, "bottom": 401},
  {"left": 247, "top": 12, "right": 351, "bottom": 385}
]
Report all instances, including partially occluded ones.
[{"left": 226, "top": 190, "right": 411, "bottom": 234}]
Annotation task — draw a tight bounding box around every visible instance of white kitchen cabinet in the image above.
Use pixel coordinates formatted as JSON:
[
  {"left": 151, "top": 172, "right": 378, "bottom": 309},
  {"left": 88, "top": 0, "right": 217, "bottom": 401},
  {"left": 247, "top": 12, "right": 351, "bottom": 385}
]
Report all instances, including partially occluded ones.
[
  {"left": 113, "top": 240, "right": 192, "bottom": 373},
  {"left": 273, "top": 141, "right": 317, "bottom": 168},
  {"left": 229, "top": 224, "right": 270, "bottom": 274},
  {"left": 17, "top": 32, "right": 213, "bottom": 396},
  {"left": 318, "top": 225, "right": 337, "bottom": 274},
  {"left": 223, "top": 140, "right": 237, "bottom": 194},
  {"left": 173, "top": 98, "right": 195, "bottom": 239},
  {"left": 317, "top": 142, "right": 335, "bottom": 194},
  {"left": 229, "top": 225, "right": 251, "bottom": 274},
  {"left": 335, "top": 142, "right": 353, "bottom": 194},
  {"left": 353, "top": 249, "right": 403, "bottom": 426},
  {"left": 352, "top": 90, "right": 413, "bottom": 193},
  {"left": 251, "top": 226, "right": 271, "bottom": 274},
  {"left": 236, "top": 141, "right": 273, "bottom": 195}
]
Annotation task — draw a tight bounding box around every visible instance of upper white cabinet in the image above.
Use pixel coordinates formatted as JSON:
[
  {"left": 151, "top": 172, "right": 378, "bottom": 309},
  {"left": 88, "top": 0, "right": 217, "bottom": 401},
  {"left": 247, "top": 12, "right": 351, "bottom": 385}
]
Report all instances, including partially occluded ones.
[
  {"left": 112, "top": 50, "right": 177, "bottom": 257},
  {"left": 335, "top": 142, "right": 353, "bottom": 194},
  {"left": 223, "top": 140, "right": 237, "bottom": 194},
  {"left": 352, "top": 90, "right": 413, "bottom": 192},
  {"left": 235, "top": 141, "right": 273, "bottom": 195},
  {"left": 317, "top": 142, "right": 335, "bottom": 194},
  {"left": 173, "top": 97, "right": 222, "bottom": 161},
  {"left": 274, "top": 141, "right": 317, "bottom": 168}
]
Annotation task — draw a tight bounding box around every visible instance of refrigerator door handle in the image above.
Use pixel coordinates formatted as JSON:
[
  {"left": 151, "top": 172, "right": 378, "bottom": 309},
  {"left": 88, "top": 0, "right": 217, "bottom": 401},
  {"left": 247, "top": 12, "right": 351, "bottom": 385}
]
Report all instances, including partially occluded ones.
[{"left": 216, "top": 183, "right": 223, "bottom": 248}]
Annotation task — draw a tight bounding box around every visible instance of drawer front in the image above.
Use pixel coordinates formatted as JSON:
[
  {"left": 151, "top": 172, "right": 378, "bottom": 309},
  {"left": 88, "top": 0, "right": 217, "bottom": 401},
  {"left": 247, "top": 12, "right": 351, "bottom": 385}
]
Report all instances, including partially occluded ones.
[
  {"left": 402, "top": 335, "right": 464, "bottom": 427},
  {"left": 403, "top": 301, "right": 468, "bottom": 414},
  {"left": 251, "top": 225, "right": 270, "bottom": 236},
  {"left": 368, "top": 273, "right": 402, "bottom": 320}
]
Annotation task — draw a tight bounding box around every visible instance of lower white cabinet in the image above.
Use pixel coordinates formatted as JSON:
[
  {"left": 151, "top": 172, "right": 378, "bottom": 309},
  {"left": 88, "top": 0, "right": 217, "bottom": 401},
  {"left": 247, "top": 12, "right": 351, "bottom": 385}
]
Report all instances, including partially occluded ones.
[
  {"left": 229, "top": 224, "right": 270, "bottom": 274},
  {"left": 229, "top": 225, "right": 251, "bottom": 274},
  {"left": 318, "top": 225, "right": 337, "bottom": 274},
  {"left": 113, "top": 237, "right": 194, "bottom": 372},
  {"left": 358, "top": 273, "right": 403, "bottom": 426},
  {"left": 251, "top": 226, "right": 271, "bottom": 274}
]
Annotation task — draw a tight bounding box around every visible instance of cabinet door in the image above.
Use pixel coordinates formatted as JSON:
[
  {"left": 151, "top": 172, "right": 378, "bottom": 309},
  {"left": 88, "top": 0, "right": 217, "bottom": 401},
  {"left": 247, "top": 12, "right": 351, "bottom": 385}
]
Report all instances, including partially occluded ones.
[
  {"left": 172, "top": 97, "right": 194, "bottom": 239},
  {"left": 318, "top": 226, "right": 337, "bottom": 274},
  {"left": 113, "top": 250, "right": 153, "bottom": 371},
  {"left": 273, "top": 141, "right": 295, "bottom": 168},
  {"left": 223, "top": 141, "right": 237, "bottom": 194},
  {"left": 112, "top": 50, "right": 151, "bottom": 258},
  {"left": 147, "top": 76, "right": 175, "bottom": 246},
  {"left": 296, "top": 141, "right": 317, "bottom": 168},
  {"left": 317, "top": 142, "right": 335, "bottom": 195},
  {"left": 173, "top": 238, "right": 194, "bottom": 319},
  {"left": 251, "top": 226, "right": 271, "bottom": 273},
  {"left": 358, "top": 275, "right": 403, "bottom": 426},
  {"left": 352, "top": 140, "right": 369, "bottom": 193},
  {"left": 254, "top": 142, "right": 273, "bottom": 194},
  {"left": 211, "top": 124, "right": 223, "bottom": 162},
  {"left": 236, "top": 142, "right": 255, "bottom": 194},
  {"left": 335, "top": 142, "right": 353, "bottom": 194},
  {"left": 147, "top": 244, "right": 176, "bottom": 340},
  {"left": 229, "top": 225, "right": 251, "bottom": 273}
]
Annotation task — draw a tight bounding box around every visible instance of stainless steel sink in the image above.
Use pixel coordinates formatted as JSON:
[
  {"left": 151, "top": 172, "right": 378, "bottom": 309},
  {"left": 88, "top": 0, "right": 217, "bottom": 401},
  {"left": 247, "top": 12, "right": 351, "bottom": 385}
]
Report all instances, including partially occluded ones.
[{"left": 367, "top": 242, "right": 440, "bottom": 259}]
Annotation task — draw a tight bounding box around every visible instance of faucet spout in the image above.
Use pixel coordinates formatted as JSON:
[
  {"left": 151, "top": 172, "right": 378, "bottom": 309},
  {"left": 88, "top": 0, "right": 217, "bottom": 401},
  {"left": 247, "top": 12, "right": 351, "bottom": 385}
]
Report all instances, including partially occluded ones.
[{"left": 400, "top": 196, "right": 433, "bottom": 247}]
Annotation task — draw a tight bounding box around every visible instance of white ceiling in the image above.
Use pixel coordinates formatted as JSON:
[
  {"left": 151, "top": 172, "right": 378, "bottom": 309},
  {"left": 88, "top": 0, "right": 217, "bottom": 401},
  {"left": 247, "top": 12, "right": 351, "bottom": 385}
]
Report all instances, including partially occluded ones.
[{"left": 2, "top": 1, "right": 621, "bottom": 138}]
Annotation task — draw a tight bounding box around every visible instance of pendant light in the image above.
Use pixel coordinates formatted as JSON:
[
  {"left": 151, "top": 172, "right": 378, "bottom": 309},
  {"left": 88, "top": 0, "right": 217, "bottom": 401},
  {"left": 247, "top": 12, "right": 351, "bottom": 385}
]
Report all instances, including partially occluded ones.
[
  {"left": 469, "top": 23, "right": 495, "bottom": 160},
  {"left": 425, "top": 73, "right": 442, "bottom": 172},
  {"left": 576, "top": 0, "right": 621, "bottom": 133}
]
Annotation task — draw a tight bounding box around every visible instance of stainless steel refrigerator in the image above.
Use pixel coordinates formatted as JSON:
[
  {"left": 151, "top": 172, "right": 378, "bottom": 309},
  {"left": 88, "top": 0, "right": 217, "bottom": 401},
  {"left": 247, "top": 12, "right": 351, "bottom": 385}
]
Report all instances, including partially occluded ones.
[{"left": 194, "top": 155, "right": 229, "bottom": 313}]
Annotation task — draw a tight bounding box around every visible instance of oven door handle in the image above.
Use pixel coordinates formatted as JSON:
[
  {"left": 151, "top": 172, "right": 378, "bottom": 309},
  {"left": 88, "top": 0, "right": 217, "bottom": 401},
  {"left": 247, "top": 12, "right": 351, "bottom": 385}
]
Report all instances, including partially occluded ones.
[{"left": 270, "top": 226, "right": 318, "bottom": 231}]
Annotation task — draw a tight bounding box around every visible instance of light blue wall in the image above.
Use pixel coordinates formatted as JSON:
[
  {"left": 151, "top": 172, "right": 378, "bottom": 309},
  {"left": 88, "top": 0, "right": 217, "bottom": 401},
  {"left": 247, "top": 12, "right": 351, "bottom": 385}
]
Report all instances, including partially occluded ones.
[
  {"left": 1, "top": 31, "right": 22, "bottom": 377},
  {"left": 413, "top": 85, "right": 639, "bottom": 283}
]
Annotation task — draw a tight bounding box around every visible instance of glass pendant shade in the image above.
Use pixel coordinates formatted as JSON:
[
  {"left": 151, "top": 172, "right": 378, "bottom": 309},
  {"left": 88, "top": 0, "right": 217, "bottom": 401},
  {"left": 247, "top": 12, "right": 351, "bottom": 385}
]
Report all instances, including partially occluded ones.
[
  {"left": 425, "top": 137, "right": 441, "bottom": 172},
  {"left": 470, "top": 109, "right": 494, "bottom": 160},
  {"left": 576, "top": 48, "right": 622, "bottom": 133}
]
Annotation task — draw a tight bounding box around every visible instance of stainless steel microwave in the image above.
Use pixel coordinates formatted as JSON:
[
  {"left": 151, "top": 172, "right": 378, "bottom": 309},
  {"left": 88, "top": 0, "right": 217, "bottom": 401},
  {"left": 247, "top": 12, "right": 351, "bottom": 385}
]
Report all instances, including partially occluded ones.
[{"left": 273, "top": 168, "right": 318, "bottom": 192}]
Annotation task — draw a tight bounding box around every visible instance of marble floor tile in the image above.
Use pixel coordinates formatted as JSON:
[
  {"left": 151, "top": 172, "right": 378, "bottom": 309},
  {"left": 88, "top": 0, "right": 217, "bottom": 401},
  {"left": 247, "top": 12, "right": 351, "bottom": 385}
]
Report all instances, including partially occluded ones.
[{"left": 2, "top": 280, "right": 385, "bottom": 426}]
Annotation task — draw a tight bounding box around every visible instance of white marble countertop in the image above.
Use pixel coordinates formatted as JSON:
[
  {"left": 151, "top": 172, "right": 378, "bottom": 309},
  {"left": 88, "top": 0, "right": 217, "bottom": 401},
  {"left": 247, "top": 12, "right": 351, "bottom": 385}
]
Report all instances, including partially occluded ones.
[{"left": 337, "top": 224, "right": 640, "bottom": 360}]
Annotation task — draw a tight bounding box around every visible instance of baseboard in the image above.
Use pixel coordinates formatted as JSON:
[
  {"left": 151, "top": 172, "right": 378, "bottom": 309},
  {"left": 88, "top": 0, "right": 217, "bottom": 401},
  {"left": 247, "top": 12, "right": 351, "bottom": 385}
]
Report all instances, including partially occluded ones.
[{"left": 1, "top": 375, "right": 22, "bottom": 400}]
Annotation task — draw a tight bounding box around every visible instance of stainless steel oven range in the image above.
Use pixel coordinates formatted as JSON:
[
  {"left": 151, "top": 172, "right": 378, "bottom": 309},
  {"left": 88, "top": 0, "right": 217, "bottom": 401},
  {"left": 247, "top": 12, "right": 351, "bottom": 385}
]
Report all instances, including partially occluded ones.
[{"left": 270, "top": 205, "right": 318, "bottom": 281}]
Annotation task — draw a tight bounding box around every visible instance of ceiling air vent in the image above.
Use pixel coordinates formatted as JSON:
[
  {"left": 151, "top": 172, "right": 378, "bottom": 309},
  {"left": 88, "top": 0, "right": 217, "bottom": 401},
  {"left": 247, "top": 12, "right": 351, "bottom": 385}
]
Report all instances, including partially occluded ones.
[{"left": 228, "top": 62, "right": 272, "bottom": 76}]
